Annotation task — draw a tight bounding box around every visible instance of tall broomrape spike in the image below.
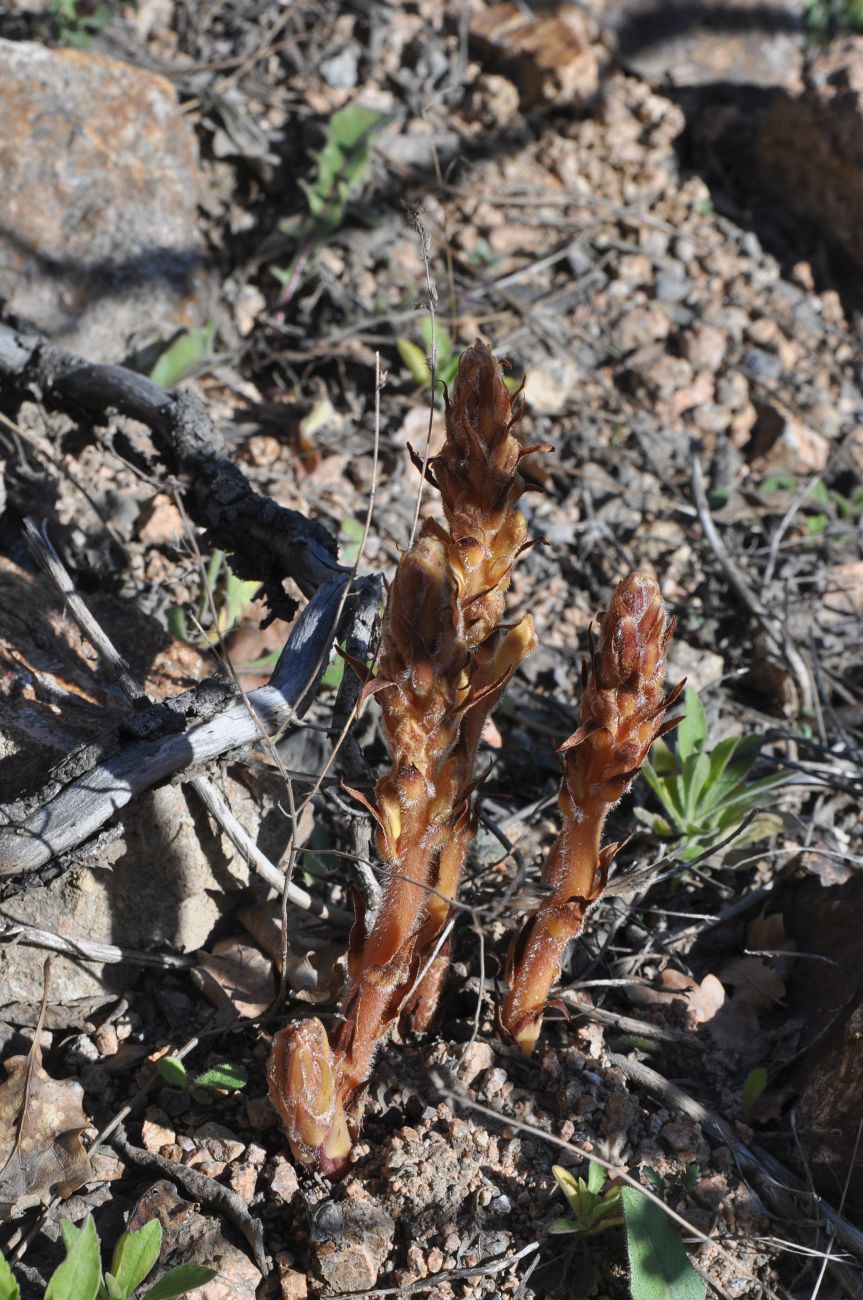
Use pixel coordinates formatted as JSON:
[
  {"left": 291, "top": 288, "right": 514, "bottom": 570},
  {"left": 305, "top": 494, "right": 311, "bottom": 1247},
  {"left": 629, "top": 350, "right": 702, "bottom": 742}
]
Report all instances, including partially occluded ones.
[
  {"left": 500, "top": 574, "right": 682, "bottom": 1055},
  {"left": 267, "top": 340, "right": 545, "bottom": 1171}
]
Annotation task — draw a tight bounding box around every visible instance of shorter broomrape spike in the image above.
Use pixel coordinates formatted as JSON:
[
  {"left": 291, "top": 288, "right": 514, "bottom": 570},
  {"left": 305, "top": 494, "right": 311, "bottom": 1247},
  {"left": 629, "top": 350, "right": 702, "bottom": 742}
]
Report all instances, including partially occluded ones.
[
  {"left": 266, "top": 1021, "right": 351, "bottom": 1177},
  {"left": 500, "top": 573, "right": 679, "bottom": 1055}
]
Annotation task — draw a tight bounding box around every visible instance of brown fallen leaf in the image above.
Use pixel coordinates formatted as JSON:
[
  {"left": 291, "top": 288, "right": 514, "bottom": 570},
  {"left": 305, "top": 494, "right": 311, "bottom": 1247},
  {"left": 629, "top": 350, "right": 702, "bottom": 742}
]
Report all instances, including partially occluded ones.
[
  {"left": 0, "top": 961, "right": 93, "bottom": 1219},
  {"left": 628, "top": 969, "right": 725, "bottom": 1025},
  {"left": 192, "top": 938, "right": 275, "bottom": 1020}
]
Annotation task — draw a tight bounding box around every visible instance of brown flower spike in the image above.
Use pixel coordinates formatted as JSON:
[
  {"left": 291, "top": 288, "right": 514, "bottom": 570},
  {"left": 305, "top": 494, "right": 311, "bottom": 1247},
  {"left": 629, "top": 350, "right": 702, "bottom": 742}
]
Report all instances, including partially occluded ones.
[
  {"left": 500, "top": 574, "right": 682, "bottom": 1055},
  {"left": 268, "top": 340, "right": 545, "bottom": 1172}
]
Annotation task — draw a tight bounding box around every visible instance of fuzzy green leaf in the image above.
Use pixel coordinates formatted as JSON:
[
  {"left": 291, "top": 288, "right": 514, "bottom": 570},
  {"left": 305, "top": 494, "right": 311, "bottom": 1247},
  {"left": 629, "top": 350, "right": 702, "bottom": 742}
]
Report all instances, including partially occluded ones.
[
  {"left": 156, "top": 1056, "right": 190, "bottom": 1089},
  {"left": 551, "top": 1165, "right": 582, "bottom": 1216},
  {"left": 0, "top": 1250, "right": 21, "bottom": 1300},
  {"left": 587, "top": 1161, "right": 606, "bottom": 1196},
  {"left": 150, "top": 324, "right": 215, "bottom": 390},
  {"left": 46, "top": 1215, "right": 102, "bottom": 1300},
  {"left": 194, "top": 1063, "right": 248, "bottom": 1092},
  {"left": 682, "top": 752, "right": 711, "bottom": 821},
  {"left": 742, "top": 1066, "right": 767, "bottom": 1121},
  {"left": 109, "top": 1220, "right": 163, "bottom": 1298},
  {"left": 674, "top": 688, "right": 707, "bottom": 763},
  {"left": 397, "top": 337, "right": 431, "bottom": 386},
  {"left": 622, "top": 1189, "right": 706, "bottom": 1300},
  {"left": 140, "top": 1263, "right": 217, "bottom": 1299}
]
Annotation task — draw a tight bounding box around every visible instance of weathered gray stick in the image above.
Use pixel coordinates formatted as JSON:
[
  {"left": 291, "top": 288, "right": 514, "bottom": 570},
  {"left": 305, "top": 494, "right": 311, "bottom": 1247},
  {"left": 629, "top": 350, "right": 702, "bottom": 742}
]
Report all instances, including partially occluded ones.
[{"left": 0, "top": 574, "right": 348, "bottom": 878}]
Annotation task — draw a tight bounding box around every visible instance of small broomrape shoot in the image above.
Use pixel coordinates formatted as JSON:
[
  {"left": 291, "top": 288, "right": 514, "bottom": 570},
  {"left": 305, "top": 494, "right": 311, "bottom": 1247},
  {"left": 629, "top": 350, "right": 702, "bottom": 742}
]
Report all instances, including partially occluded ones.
[
  {"left": 268, "top": 340, "right": 545, "bottom": 1172},
  {"left": 501, "top": 573, "right": 682, "bottom": 1055}
]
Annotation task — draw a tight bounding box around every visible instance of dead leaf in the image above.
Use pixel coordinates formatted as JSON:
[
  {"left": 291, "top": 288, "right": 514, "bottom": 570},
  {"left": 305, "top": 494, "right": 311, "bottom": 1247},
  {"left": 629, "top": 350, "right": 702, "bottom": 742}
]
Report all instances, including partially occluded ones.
[
  {"left": 719, "top": 957, "right": 786, "bottom": 1010},
  {"left": 0, "top": 1043, "right": 93, "bottom": 1220},
  {"left": 626, "top": 969, "right": 724, "bottom": 1024},
  {"left": 192, "top": 938, "right": 275, "bottom": 1020}
]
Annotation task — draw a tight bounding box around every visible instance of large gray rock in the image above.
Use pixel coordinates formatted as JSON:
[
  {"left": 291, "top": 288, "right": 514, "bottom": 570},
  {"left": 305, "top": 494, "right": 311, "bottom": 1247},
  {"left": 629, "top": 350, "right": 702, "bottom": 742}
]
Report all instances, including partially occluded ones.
[
  {"left": 0, "top": 39, "right": 211, "bottom": 362},
  {"left": 602, "top": 0, "right": 803, "bottom": 89}
]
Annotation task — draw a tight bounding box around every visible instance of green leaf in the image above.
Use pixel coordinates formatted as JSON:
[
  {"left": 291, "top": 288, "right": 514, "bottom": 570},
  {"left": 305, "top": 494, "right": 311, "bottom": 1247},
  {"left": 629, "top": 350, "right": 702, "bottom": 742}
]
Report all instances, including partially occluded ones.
[
  {"left": 104, "top": 1277, "right": 125, "bottom": 1300},
  {"left": 149, "top": 323, "right": 216, "bottom": 390},
  {"left": 59, "top": 1221, "right": 81, "bottom": 1252},
  {"left": 0, "top": 1249, "right": 21, "bottom": 1300},
  {"left": 46, "top": 1215, "right": 102, "bottom": 1300},
  {"left": 742, "top": 1066, "right": 767, "bottom": 1121},
  {"left": 109, "top": 1221, "right": 163, "bottom": 1298},
  {"left": 633, "top": 806, "right": 675, "bottom": 838},
  {"left": 551, "top": 1165, "right": 581, "bottom": 1216},
  {"left": 194, "top": 1063, "right": 248, "bottom": 1091},
  {"left": 622, "top": 1189, "right": 706, "bottom": 1300},
  {"left": 547, "top": 1218, "right": 580, "bottom": 1234},
  {"left": 646, "top": 736, "right": 677, "bottom": 775},
  {"left": 675, "top": 688, "right": 707, "bottom": 763},
  {"left": 682, "top": 752, "right": 711, "bottom": 821},
  {"left": 641, "top": 759, "right": 687, "bottom": 825},
  {"left": 420, "top": 317, "right": 453, "bottom": 366},
  {"left": 760, "top": 472, "right": 797, "bottom": 493},
  {"left": 156, "top": 1056, "right": 190, "bottom": 1088},
  {"left": 587, "top": 1161, "right": 606, "bottom": 1196},
  {"left": 397, "top": 337, "right": 431, "bottom": 386},
  {"left": 141, "top": 1262, "right": 218, "bottom": 1299}
]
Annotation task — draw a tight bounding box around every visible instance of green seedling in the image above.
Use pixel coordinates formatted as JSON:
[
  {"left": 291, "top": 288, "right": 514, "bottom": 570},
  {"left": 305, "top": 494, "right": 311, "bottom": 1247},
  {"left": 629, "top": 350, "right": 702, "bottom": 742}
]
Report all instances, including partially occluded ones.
[
  {"left": 398, "top": 318, "right": 524, "bottom": 396},
  {"left": 549, "top": 1164, "right": 706, "bottom": 1299},
  {"left": 397, "top": 318, "right": 461, "bottom": 390},
  {"left": 149, "top": 324, "right": 216, "bottom": 390},
  {"left": 168, "top": 550, "right": 260, "bottom": 646},
  {"left": 761, "top": 474, "right": 863, "bottom": 544},
  {"left": 155, "top": 1055, "right": 247, "bottom": 1104},
  {"left": 635, "top": 686, "right": 786, "bottom": 862},
  {"left": 1, "top": 1215, "right": 214, "bottom": 1300},
  {"left": 272, "top": 103, "right": 388, "bottom": 291},
  {"left": 741, "top": 1065, "right": 768, "bottom": 1121},
  {"left": 548, "top": 1161, "right": 624, "bottom": 1236},
  {"left": 804, "top": 0, "right": 863, "bottom": 39},
  {"left": 46, "top": 0, "right": 116, "bottom": 48}
]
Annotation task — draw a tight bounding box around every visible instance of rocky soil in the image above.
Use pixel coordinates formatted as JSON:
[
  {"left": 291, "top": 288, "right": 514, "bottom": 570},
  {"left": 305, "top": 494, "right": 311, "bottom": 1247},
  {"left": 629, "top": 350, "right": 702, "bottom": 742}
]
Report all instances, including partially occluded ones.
[{"left": 0, "top": 1, "right": 862, "bottom": 1297}]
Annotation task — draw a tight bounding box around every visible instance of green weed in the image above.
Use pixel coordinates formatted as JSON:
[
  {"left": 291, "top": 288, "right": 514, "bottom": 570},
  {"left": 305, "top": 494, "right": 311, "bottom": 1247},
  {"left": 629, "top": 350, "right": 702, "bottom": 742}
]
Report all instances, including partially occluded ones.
[
  {"left": 155, "top": 1055, "right": 247, "bottom": 1104},
  {"left": 0, "top": 1215, "right": 214, "bottom": 1300},
  {"left": 272, "top": 103, "right": 389, "bottom": 291},
  {"left": 549, "top": 1163, "right": 706, "bottom": 1299},
  {"left": 635, "top": 686, "right": 786, "bottom": 862}
]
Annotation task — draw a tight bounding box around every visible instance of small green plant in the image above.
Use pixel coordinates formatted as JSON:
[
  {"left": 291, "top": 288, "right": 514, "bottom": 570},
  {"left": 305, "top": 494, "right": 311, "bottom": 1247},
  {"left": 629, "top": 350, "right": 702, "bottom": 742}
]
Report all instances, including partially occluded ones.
[
  {"left": 155, "top": 1055, "right": 247, "bottom": 1104},
  {"left": 397, "top": 318, "right": 524, "bottom": 396},
  {"left": 635, "top": 687, "right": 786, "bottom": 862},
  {"left": 168, "top": 550, "right": 260, "bottom": 646},
  {"left": 549, "top": 1164, "right": 706, "bottom": 1299},
  {"left": 397, "top": 318, "right": 462, "bottom": 390},
  {"left": 804, "top": 0, "right": 863, "bottom": 39},
  {"left": 741, "top": 1065, "right": 768, "bottom": 1121},
  {"left": 45, "top": 0, "right": 116, "bottom": 47},
  {"left": 0, "top": 1215, "right": 214, "bottom": 1300},
  {"left": 761, "top": 473, "right": 863, "bottom": 543},
  {"left": 272, "top": 103, "right": 388, "bottom": 291},
  {"left": 548, "top": 1161, "right": 624, "bottom": 1236},
  {"left": 149, "top": 324, "right": 216, "bottom": 390}
]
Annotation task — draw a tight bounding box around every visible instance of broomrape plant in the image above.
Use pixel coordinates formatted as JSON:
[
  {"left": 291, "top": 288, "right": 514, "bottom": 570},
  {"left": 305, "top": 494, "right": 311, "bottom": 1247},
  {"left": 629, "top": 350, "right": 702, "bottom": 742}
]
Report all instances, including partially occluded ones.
[{"left": 267, "top": 340, "right": 681, "bottom": 1169}]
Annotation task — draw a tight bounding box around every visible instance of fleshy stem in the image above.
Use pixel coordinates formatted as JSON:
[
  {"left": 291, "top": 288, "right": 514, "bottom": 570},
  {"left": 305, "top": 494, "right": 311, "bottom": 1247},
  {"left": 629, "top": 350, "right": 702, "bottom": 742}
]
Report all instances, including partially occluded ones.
[
  {"left": 500, "top": 574, "right": 682, "bottom": 1055},
  {"left": 268, "top": 340, "right": 546, "bottom": 1173}
]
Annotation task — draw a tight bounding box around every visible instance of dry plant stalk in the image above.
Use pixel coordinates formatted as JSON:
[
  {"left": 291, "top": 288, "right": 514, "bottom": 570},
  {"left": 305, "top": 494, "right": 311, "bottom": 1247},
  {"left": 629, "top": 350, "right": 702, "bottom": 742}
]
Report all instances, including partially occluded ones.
[
  {"left": 500, "top": 574, "right": 682, "bottom": 1055},
  {"left": 268, "top": 340, "right": 545, "bottom": 1173}
]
